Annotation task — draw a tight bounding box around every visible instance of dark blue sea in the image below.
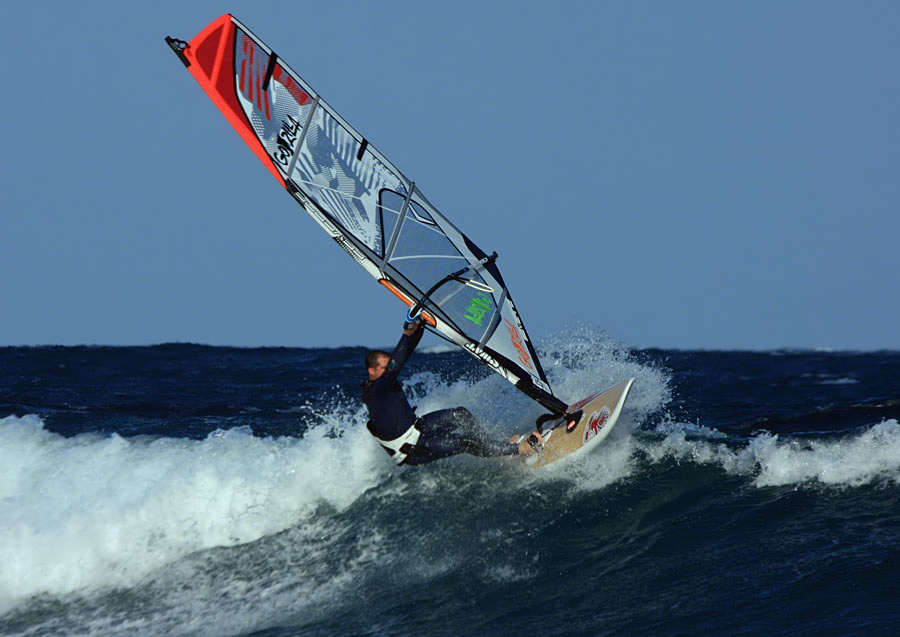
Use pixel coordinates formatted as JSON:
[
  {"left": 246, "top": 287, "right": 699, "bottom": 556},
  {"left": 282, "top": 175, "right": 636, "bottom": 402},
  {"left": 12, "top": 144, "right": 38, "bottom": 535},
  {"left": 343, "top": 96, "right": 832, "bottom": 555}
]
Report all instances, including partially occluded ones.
[{"left": 1, "top": 328, "right": 899, "bottom": 636}]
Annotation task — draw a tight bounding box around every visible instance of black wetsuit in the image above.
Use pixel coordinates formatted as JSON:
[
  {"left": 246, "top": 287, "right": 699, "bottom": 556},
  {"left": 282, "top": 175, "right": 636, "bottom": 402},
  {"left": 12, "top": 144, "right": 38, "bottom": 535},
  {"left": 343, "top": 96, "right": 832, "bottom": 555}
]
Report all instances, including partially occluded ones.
[{"left": 363, "top": 323, "right": 518, "bottom": 465}]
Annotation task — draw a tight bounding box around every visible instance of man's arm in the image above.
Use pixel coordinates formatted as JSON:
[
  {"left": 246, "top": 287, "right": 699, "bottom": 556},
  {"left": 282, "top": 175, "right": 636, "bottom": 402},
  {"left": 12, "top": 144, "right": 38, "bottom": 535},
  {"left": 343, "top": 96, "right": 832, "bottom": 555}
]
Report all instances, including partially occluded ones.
[{"left": 383, "top": 319, "right": 424, "bottom": 383}]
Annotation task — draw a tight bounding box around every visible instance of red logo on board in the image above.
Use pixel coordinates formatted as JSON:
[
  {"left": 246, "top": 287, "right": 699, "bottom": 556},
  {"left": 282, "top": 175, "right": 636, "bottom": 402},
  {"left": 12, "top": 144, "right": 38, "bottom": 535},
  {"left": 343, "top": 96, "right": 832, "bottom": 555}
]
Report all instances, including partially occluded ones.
[{"left": 583, "top": 406, "right": 611, "bottom": 444}]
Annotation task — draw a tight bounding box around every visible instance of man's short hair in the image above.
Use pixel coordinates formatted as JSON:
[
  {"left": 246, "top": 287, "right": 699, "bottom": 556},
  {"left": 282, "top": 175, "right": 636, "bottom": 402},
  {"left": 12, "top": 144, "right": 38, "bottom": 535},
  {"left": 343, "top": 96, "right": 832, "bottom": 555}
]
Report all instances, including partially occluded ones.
[{"left": 365, "top": 350, "right": 390, "bottom": 370}]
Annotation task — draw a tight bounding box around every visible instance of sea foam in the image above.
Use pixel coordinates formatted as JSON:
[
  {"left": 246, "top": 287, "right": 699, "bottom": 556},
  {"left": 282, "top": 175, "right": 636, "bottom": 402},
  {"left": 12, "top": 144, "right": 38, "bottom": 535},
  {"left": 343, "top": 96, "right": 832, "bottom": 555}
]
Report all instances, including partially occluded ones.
[
  {"left": 639, "top": 419, "right": 900, "bottom": 488},
  {"left": 0, "top": 413, "right": 390, "bottom": 614}
]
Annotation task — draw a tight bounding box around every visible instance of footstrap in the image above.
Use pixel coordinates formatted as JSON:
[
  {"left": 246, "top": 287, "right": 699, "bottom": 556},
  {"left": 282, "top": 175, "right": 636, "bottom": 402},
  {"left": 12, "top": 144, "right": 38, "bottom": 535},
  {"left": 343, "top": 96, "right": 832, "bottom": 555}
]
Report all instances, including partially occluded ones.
[
  {"left": 564, "top": 410, "right": 583, "bottom": 433},
  {"left": 534, "top": 412, "right": 557, "bottom": 434}
]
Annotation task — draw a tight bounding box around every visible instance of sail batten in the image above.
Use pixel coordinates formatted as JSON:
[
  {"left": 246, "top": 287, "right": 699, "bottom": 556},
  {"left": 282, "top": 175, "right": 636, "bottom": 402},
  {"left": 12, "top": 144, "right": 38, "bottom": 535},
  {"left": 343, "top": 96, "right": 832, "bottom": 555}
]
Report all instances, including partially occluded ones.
[{"left": 168, "top": 14, "right": 568, "bottom": 415}]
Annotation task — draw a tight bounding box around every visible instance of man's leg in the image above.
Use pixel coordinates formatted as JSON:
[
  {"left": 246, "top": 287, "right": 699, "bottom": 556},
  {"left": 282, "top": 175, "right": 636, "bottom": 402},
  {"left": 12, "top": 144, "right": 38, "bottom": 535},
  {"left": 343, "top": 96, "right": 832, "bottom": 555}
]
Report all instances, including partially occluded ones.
[
  {"left": 419, "top": 407, "right": 465, "bottom": 436},
  {"left": 417, "top": 407, "right": 518, "bottom": 459}
]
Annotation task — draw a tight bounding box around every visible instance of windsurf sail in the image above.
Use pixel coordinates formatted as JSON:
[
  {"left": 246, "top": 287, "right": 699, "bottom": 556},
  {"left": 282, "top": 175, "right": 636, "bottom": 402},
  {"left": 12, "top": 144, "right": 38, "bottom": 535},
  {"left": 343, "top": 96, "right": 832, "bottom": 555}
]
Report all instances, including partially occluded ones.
[{"left": 166, "top": 14, "right": 568, "bottom": 416}]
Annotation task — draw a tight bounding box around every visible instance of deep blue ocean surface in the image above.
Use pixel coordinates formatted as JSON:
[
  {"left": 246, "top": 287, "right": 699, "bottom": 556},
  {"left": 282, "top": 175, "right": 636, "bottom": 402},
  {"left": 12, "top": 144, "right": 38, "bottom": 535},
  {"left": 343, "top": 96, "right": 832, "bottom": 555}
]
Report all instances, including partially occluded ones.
[{"left": 1, "top": 328, "right": 899, "bottom": 636}]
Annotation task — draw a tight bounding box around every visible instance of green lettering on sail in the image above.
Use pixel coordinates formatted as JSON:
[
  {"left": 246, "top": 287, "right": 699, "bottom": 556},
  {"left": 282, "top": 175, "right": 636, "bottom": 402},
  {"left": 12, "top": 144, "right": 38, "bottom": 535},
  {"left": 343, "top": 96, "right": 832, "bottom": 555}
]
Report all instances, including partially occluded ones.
[{"left": 464, "top": 292, "right": 493, "bottom": 326}]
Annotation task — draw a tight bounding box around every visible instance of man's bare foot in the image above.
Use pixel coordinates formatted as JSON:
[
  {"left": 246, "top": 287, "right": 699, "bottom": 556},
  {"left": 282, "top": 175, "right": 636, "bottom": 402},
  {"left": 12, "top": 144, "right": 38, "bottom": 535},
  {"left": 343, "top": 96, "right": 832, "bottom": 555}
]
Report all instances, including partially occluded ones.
[{"left": 516, "top": 430, "right": 543, "bottom": 455}]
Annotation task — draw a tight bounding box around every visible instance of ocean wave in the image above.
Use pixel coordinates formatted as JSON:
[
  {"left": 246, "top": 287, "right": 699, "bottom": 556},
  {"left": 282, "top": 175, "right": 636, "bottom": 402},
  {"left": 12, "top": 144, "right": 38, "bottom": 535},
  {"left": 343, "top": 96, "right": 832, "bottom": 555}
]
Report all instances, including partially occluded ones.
[
  {"left": 0, "top": 413, "right": 391, "bottom": 615},
  {"left": 636, "top": 419, "right": 900, "bottom": 488}
]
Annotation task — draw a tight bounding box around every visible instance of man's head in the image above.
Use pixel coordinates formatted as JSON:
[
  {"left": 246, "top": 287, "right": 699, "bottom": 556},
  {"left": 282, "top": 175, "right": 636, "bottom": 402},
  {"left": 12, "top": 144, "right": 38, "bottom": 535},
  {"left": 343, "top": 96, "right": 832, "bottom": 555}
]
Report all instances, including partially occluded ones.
[{"left": 365, "top": 350, "right": 390, "bottom": 381}]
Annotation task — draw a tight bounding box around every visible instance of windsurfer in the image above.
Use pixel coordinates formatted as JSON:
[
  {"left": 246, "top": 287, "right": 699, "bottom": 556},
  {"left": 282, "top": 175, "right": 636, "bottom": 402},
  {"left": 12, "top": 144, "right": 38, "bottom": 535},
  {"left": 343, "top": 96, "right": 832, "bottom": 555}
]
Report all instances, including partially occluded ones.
[{"left": 363, "top": 318, "right": 543, "bottom": 465}]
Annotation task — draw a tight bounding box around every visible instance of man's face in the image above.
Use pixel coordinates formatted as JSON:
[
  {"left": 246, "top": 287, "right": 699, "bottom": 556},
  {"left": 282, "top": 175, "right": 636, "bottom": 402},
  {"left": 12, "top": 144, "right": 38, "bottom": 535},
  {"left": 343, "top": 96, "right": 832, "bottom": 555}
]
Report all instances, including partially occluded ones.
[{"left": 367, "top": 354, "right": 389, "bottom": 381}]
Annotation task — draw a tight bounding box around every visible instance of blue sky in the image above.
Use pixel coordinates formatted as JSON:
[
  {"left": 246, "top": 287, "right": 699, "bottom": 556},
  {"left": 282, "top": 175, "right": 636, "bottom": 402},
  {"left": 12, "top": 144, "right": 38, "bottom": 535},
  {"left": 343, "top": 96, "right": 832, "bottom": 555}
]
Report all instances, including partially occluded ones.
[{"left": 2, "top": 2, "right": 898, "bottom": 350}]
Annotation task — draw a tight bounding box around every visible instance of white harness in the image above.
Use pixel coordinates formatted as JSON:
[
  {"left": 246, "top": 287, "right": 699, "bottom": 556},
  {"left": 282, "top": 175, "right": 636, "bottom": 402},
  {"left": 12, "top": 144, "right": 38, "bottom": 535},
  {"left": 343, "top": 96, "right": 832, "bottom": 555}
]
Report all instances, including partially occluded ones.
[{"left": 368, "top": 419, "right": 422, "bottom": 465}]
